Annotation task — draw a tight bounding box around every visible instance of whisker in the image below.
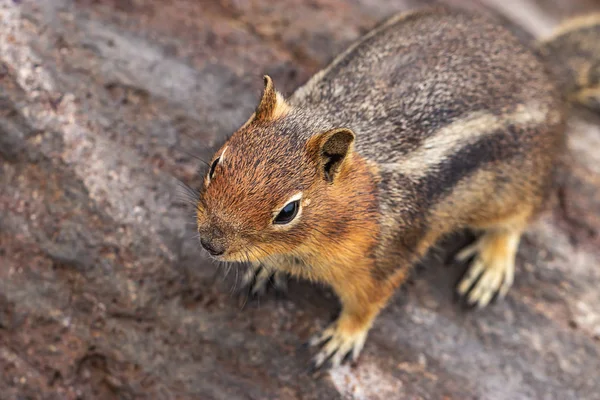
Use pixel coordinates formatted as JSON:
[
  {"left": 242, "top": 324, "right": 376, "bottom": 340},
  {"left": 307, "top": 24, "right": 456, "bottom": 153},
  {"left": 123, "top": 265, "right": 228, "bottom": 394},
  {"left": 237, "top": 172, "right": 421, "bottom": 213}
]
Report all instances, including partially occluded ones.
[
  {"left": 223, "top": 262, "right": 233, "bottom": 279},
  {"left": 173, "top": 145, "right": 210, "bottom": 167},
  {"left": 176, "top": 179, "right": 200, "bottom": 197},
  {"left": 174, "top": 198, "right": 199, "bottom": 209},
  {"left": 185, "top": 232, "right": 202, "bottom": 242},
  {"left": 232, "top": 261, "right": 240, "bottom": 294},
  {"left": 174, "top": 183, "right": 201, "bottom": 209},
  {"left": 210, "top": 263, "right": 223, "bottom": 285}
]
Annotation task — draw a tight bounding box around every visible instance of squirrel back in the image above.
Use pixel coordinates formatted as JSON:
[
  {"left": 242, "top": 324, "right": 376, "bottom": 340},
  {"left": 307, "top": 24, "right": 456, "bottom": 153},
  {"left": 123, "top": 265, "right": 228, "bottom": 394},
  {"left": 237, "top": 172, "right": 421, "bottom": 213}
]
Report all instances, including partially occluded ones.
[
  {"left": 195, "top": 5, "right": 600, "bottom": 272},
  {"left": 537, "top": 14, "right": 600, "bottom": 113},
  {"left": 289, "top": 7, "right": 562, "bottom": 165},
  {"left": 195, "top": 5, "right": 600, "bottom": 370}
]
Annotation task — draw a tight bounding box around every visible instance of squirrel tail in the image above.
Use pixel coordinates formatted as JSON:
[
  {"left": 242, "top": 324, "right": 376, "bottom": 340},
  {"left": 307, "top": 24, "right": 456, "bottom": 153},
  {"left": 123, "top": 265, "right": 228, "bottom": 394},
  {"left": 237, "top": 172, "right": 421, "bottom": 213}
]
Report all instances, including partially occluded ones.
[
  {"left": 537, "top": 15, "right": 600, "bottom": 112},
  {"left": 538, "top": 14, "right": 600, "bottom": 112}
]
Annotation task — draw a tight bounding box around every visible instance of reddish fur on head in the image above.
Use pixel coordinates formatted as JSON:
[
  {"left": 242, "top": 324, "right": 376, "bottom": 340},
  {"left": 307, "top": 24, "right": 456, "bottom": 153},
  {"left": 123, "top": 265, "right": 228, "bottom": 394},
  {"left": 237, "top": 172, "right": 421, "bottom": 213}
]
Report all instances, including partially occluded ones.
[{"left": 196, "top": 76, "right": 380, "bottom": 266}]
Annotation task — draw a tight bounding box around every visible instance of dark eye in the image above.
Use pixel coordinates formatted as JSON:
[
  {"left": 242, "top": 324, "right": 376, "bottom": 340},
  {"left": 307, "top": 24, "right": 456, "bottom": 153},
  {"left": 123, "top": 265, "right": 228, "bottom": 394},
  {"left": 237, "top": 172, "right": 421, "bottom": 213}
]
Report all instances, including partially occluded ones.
[
  {"left": 209, "top": 157, "right": 220, "bottom": 180},
  {"left": 274, "top": 200, "right": 299, "bottom": 225}
]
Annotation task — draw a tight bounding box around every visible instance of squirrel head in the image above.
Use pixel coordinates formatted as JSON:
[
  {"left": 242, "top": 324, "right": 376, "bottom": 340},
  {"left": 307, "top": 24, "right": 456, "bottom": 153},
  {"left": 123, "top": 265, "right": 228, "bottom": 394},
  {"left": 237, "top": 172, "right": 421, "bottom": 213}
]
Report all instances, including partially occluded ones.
[{"left": 195, "top": 76, "right": 372, "bottom": 262}]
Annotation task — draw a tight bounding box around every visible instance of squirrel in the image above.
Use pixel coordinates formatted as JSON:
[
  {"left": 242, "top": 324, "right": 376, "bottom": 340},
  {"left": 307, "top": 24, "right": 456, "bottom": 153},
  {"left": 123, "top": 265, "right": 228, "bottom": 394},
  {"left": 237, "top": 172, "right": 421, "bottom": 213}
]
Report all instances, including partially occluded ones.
[{"left": 194, "top": 5, "right": 600, "bottom": 370}]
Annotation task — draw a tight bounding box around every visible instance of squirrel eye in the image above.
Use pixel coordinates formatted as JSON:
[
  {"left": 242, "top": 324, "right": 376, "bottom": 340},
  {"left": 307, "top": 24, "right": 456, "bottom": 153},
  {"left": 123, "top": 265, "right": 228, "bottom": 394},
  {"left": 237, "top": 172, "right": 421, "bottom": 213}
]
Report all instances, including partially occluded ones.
[
  {"left": 274, "top": 200, "right": 299, "bottom": 225},
  {"left": 208, "top": 157, "right": 220, "bottom": 180}
]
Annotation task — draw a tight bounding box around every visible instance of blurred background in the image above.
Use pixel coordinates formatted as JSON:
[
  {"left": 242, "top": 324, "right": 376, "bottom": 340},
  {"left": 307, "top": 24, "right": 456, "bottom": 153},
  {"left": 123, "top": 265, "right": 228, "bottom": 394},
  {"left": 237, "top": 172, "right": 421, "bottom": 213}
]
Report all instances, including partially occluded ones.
[{"left": 1, "top": 0, "right": 600, "bottom": 399}]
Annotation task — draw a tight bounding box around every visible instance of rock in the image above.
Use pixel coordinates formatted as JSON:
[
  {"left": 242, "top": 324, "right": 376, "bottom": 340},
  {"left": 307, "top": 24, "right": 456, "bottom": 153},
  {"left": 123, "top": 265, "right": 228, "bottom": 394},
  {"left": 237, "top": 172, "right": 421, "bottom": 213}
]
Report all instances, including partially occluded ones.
[{"left": 1, "top": 0, "right": 599, "bottom": 398}]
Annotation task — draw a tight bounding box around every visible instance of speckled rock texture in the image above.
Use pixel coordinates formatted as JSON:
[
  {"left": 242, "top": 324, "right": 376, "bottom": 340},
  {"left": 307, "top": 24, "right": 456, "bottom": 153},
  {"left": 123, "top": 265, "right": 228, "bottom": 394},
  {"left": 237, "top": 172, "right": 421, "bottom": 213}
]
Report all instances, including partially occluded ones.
[{"left": 1, "top": 0, "right": 599, "bottom": 399}]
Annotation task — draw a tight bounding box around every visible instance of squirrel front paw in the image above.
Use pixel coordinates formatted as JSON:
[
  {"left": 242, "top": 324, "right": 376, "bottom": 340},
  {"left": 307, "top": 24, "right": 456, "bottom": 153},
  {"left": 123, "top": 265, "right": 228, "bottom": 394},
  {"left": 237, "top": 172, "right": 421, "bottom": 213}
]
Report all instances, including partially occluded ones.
[
  {"left": 308, "top": 319, "right": 368, "bottom": 371},
  {"left": 239, "top": 263, "right": 287, "bottom": 302}
]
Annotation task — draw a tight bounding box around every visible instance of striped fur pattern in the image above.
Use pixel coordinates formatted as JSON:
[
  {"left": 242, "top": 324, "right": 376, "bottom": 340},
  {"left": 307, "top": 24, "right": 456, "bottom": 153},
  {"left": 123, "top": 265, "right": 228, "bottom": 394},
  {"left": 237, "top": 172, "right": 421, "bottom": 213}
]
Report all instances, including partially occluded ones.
[{"left": 195, "top": 5, "right": 597, "bottom": 369}]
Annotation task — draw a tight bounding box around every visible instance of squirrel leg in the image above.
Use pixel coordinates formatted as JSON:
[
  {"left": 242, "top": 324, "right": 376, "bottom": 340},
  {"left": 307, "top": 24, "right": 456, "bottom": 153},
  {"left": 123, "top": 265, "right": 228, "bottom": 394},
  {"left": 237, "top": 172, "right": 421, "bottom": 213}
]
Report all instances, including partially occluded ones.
[
  {"left": 309, "top": 304, "right": 371, "bottom": 369},
  {"left": 455, "top": 210, "right": 531, "bottom": 308},
  {"left": 572, "top": 84, "right": 600, "bottom": 113},
  {"left": 308, "top": 268, "right": 405, "bottom": 369},
  {"left": 240, "top": 262, "right": 287, "bottom": 298}
]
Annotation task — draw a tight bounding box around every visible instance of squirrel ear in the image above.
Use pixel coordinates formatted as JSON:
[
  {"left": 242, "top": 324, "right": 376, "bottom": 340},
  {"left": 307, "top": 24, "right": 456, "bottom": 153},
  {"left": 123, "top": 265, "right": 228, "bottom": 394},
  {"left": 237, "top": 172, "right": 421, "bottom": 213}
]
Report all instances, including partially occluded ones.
[
  {"left": 308, "top": 128, "right": 355, "bottom": 183},
  {"left": 254, "top": 75, "right": 289, "bottom": 122}
]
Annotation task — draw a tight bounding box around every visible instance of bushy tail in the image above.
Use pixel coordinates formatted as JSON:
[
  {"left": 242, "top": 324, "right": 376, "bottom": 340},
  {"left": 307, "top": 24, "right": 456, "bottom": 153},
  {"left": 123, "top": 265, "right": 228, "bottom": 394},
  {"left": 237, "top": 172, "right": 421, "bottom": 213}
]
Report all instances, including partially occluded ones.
[{"left": 538, "top": 14, "right": 600, "bottom": 112}]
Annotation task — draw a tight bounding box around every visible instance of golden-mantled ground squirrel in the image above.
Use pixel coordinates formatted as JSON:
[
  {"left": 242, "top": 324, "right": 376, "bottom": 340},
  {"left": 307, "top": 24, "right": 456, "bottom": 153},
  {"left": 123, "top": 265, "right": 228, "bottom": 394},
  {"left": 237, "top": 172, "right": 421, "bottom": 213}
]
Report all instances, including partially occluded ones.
[{"left": 195, "top": 5, "right": 600, "bottom": 370}]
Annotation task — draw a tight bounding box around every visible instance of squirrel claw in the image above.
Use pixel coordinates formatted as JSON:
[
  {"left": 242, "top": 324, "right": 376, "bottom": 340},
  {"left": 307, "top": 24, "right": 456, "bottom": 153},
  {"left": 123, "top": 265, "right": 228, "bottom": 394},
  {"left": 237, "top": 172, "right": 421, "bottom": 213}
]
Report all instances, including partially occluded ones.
[
  {"left": 308, "top": 322, "right": 366, "bottom": 371},
  {"left": 238, "top": 265, "right": 288, "bottom": 306},
  {"left": 455, "top": 231, "right": 518, "bottom": 309}
]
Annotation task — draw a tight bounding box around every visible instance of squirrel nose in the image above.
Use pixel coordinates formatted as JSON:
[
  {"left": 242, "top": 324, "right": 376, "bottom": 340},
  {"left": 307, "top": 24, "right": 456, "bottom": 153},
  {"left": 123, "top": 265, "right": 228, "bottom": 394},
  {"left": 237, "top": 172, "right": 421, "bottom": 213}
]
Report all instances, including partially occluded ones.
[{"left": 200, "top": 238, "right": 226, "bottom": 256}]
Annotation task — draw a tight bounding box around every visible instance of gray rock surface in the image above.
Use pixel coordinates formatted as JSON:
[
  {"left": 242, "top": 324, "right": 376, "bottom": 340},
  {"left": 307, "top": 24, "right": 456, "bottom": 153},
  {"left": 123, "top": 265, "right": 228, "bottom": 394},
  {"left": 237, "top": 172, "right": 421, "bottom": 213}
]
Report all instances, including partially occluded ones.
[{"left": 1, "top": 0, "right": 599, "bottom": 399}]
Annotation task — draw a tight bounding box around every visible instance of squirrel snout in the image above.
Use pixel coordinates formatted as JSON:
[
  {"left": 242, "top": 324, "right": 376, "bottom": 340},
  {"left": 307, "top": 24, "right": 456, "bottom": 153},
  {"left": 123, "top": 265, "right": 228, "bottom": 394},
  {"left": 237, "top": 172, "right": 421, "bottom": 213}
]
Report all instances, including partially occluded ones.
[
  {"left": 200, "top": 238, "right": 226, "bottom": 256},
  {"left": 197, "top": 222, "right": 229, "bottom": 257}
]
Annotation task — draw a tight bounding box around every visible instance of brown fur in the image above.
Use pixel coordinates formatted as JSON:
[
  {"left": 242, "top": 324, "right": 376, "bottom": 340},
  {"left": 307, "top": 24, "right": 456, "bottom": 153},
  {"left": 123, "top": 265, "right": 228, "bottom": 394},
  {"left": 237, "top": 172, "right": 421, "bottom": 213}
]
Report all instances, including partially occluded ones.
[
  {"left": 538, "top": 13, "right": 600, "bottom": 112},
  {"left": 195, "top": 5, "right": 600, "bottom": 368}
]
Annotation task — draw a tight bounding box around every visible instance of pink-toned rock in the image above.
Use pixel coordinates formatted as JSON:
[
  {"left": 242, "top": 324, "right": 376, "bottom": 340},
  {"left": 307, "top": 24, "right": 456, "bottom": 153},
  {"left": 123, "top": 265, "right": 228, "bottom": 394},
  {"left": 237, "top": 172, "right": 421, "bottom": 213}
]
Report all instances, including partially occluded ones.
[{"left": 1, "top": 0, "right": 599, "bottom": 398}]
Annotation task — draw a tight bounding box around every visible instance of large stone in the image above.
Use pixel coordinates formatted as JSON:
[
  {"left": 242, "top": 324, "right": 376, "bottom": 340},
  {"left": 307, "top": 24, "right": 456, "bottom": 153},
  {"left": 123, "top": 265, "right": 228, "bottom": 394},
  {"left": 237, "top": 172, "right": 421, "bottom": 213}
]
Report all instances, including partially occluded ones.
[{"left": 1, "top": 0, "right": 599, "bottom": 398}]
